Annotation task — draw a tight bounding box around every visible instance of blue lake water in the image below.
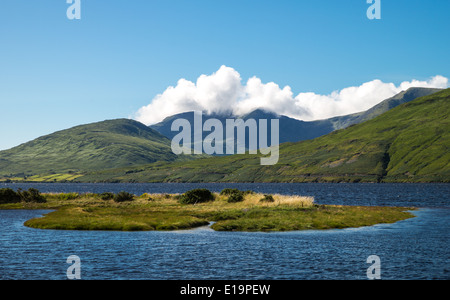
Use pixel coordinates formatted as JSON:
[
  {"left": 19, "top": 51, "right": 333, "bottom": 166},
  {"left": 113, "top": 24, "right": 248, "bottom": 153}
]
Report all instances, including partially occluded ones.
[{"left": 0, "top": 183, "right": 449, "bottom": 280}]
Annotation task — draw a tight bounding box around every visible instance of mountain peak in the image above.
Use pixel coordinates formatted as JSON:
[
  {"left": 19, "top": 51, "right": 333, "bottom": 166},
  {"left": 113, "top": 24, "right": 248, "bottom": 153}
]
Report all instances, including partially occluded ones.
[
  {"left": 400, "top": 87, "right": 443, "bottom": 100},
  {"left": 0, "top": 118, "right": 177, "bottom": 176},
  {"left": 239, "top": 109, "right": 280, "bottom": 119}
]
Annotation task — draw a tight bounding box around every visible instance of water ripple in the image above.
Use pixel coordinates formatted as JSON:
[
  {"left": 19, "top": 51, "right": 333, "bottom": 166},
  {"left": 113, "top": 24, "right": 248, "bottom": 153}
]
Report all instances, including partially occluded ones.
[{"left": 0, "top": 183, "right": 449, "bottom": 280}]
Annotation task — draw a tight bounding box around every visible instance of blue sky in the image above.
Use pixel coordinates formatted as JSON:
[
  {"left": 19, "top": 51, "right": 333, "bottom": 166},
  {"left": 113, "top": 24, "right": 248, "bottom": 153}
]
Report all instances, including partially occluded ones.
[{"left": 0, "top": 0, "right": 449, "bottom": 150}]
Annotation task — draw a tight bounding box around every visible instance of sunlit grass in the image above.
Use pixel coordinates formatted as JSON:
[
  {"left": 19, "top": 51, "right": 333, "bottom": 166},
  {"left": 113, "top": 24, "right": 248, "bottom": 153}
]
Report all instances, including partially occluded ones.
[{"left": 7, "top": 192, "right": 416, "bottom": 232}]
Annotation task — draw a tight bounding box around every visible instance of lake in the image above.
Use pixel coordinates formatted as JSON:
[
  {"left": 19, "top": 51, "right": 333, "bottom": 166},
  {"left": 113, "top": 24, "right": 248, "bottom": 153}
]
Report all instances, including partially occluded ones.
[{"left": 0, "top": 183, "right": 448, "bottom": 280}]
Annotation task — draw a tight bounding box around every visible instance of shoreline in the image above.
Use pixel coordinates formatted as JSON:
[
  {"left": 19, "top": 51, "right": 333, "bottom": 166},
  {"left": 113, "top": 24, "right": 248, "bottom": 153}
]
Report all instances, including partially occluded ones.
[
  {"left": 1, "top": 179, "right": 449, "bottom": 184},
  {"left": 0, "top": 190, "right": 417, "bottom": 233}
]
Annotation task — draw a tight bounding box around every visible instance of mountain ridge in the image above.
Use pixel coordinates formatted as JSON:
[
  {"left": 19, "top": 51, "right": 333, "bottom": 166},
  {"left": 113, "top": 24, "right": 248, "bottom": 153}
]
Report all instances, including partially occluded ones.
[
  {"left": 0, "top": 87, "right": 446, "bottom": 183},
  {"left": 76, "top": 88, "right": 450, "bottom": 183},
  {"left": 327, "top": 87, "right": 443, "bottom": 130},
  {"left": 150, "top": 87, "right": 442, "bottom": 145}
]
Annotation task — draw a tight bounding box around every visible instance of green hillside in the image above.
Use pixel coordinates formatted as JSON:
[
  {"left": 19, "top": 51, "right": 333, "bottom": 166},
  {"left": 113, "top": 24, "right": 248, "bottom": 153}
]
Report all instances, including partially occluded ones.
[
  {"left": 150, "top": 88, "right": 441, "bottom": 147},
  {"left": 328, "top": 87, "right": 442, "bottom": 130},
  {"left": 77, "top": 88, "right": 450, "bottom": 183},
  {"left": 0, "top": 119, "right": 183, "bottom": 180}
]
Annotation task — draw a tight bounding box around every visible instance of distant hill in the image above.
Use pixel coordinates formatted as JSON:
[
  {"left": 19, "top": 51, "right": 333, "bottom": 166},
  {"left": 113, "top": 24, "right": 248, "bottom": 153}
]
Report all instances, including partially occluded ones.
[
  {"left": 150, "top": 87, "right": 442, "bottom": 148},
  {"left": 78, "top": 88, "right": 450, "bottom": 183},
  {"left": 0, "top": 119, "right": 182, "bottom": 178},
  {"left": 150, "top": 109, "right": 335, "bottom": 152}
]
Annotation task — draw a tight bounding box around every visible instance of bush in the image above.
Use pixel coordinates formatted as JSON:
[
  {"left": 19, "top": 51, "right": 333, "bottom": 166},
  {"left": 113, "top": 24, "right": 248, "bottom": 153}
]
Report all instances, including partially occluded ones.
[
  {"left": 100, "top": 192, "right": 115, "bottom": 200},
  {"left": 219, "top": 188, "right": 248, "bottom": 203},
  {"left": 220, "top": 188, "right": 241, "bottom": 196},
  {"left": 114, "top": 191, "right": 135, "bottom": 202},
  {"left": 0, "top": 188, "right": 21, "bottom": 204},
  {"left": 180, "top": 189, "right": 215, "bottom": 204},
  {"left": 260, "top": 194, "right": 275, "bottom": 203},
  {"left": 17, "top": 188, "right": 46, "bottom": 203},
  {"left": 227, "top": 191, "right": 244, "bottom": 203},
  {"left": 0, "top": 188, "right": 46, "bottom": 204}
]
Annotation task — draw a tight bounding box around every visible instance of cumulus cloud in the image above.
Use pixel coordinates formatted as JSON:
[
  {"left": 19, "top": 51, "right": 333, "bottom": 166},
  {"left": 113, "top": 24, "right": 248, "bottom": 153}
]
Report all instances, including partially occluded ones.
[{"left": 134, "top": 66, "right": 449, "bottom": 124}]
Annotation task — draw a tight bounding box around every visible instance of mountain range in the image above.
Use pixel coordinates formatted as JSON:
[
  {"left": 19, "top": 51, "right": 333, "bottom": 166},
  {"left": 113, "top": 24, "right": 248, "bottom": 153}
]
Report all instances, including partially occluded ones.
[
  {"left": 78, "top": 88, "right": 450, "bottom": 183},
  {"left": 150, "top": 87, "right": 442, "bottom": 146},
  {"left": 0, "top": 87, "right": 447, "bottom": 183}
]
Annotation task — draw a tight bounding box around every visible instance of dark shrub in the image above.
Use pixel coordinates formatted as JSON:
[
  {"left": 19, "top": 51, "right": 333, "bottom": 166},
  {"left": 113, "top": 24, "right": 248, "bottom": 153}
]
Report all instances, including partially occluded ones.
[
  {"left": 227, "top": 190, "right": 244, "bottom": 203},
  {"left": 180, "top": 189, "right": 214, "bottom": 204},
  {"left": 260, "top": 194, "right": 275, "bottom": 203},
  {"left": 18, "top": 188, "right": 46, "bottom": 203},
  {"left": 114, "top": 191, "right": 135, "bottom": 202},
  {"left": 100, "top": 192, "right": 115, "bottom": 200},
  {"left": 0, "top": 188, "right": 21, "bottom": 204},
  {"left": 220, "top": 188, "right": 241, "bottom": 196}
]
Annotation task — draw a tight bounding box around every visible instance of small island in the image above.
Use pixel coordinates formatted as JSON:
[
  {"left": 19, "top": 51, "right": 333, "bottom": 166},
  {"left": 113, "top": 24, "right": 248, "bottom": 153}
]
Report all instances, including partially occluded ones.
[{"left": 0, "top": 188, "right": 416, "bottom": 232}]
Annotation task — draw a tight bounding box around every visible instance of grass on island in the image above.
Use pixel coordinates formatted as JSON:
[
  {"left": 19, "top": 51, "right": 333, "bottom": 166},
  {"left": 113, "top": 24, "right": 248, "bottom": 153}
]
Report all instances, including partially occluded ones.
[{"left": 0, "top": 189, "right": 416, "bottom": 232}]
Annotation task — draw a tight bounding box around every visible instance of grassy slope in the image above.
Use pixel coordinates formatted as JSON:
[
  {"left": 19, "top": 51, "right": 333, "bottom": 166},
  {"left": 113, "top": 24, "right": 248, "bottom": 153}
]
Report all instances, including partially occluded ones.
[
  {"left": 329, "top": 87, "right": 442, "bottom": 130},
  {"left": 0, "top": 119, "right": 180, "bottom": 177},
  {"left": 78, "top": 88, "right": 450, "bottom": 183}
]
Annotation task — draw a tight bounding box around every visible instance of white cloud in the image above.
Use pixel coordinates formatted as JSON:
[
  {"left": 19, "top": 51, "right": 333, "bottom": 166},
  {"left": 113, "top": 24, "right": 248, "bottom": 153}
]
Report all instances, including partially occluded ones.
[
  {"left": 134, "top": 66, "right": 242, "bottom": 125},
  {"left": 134, "top": 66, "right": 449, "bottom": 124}
]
